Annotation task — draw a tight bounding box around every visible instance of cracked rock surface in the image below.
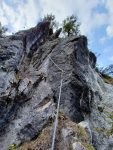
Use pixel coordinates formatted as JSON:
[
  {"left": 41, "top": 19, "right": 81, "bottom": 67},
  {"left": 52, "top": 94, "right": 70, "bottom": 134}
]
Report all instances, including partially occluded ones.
[{"left": 0, "top": 22, "right": 113, "bottom": 150}]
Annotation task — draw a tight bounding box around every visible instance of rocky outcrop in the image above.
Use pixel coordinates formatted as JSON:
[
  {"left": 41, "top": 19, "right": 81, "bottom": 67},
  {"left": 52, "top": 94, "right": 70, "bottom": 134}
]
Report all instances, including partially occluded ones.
[{"left": 0, "top": 21, "right": 113, "bottom": 150}]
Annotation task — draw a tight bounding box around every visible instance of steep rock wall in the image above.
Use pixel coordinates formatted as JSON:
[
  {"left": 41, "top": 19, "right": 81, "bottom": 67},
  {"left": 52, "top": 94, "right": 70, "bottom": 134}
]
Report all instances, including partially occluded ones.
[{"left": 0, "top": 22, "right": 113, "bottom": 150}]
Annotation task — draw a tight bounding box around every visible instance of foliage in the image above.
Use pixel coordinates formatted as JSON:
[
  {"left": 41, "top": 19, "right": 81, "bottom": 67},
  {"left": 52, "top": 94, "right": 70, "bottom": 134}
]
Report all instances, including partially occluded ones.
[
  {"left": 42, "top": 14, "right": 80, "bottom": 37},
  {"left": 96, "top": 64, "right": 113, "bottom": 84},
  {"left": 43, "top": 14, "right": 58, "bottom": 29},
  {"left": 106, "top": 112, "right": 113, "bottom": 136},
  {"left": 62, "top": 15, "right": 80, "bottom": 36},
  {"left": 100, "top": 64, "right": 113, "bottom": 77},
  {"left": 0, "top": 22, "right": 7, "bottom": 36},
  {"left": 101, "top": 73, "right": 113, "bottom": 84},
  {"left": 8, "top": 144, "right": 16, "bottom": 150},
  {"left": 82, "top": 143, "right": 95, "bottom": 150}
]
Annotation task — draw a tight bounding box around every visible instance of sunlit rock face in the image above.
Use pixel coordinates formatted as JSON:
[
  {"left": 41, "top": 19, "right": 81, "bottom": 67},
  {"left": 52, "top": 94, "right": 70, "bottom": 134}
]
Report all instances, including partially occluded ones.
[{"left": 0, "top": 21, "right": 113, "bottom": 150}]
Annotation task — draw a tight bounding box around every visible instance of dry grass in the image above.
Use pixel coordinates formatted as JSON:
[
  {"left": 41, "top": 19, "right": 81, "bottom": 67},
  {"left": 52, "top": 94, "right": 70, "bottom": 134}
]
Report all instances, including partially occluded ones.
[
  {"left": 82, "top": 143, "right": 95, "bottom": 150},
  {"left": 17, "top": 119, "right": 53, "bottom": 150},
  {"left": 17, "top": 113, "right": 94, "bottom": 150},
  {"left": 101, "top": 74, "right": 113, "bottom": 84}
]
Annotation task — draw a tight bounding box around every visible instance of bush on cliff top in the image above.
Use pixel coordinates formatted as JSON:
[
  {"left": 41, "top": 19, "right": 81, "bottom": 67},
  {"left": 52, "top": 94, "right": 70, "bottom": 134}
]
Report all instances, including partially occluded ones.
[
  {"left": 43, "top": 14, "right": 80, "bottom": 37},
  {"left": 62, "top": 15, "right": 80, "bottom": 36}
]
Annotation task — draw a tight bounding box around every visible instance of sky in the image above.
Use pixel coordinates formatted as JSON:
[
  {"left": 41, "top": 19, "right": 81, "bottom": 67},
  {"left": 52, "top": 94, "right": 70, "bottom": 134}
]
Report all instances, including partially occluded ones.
[{"left": 0, "top": 0, "right": 113, "bottom": 67}]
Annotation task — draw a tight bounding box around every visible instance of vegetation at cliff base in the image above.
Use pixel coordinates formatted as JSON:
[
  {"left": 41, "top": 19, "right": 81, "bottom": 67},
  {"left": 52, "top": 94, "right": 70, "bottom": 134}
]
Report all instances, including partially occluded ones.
[{"left": 17, "top": 113, "right": 95, "bottom": 150}]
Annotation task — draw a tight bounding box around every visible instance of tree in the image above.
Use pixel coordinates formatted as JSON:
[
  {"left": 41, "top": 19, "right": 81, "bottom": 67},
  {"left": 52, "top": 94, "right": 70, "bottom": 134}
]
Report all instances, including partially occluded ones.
[
  {"left": 43, "top": 14, "right": 58, "bottom": 30},
  {"left": 0, "top": 22, "right": 7, "bottom": 36},
  {"left": 96, "top": 64, "right": 113, "bottom": 80},
  {"left": 62, "top": 15, "right": 80, "bottom": 37},
  {"left": 100, "top": 64, "right": 113, "bottom": 76}
]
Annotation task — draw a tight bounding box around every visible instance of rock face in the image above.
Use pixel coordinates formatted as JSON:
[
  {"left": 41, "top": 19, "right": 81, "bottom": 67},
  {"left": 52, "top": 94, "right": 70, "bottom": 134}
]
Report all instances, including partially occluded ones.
[{"left": 0, "top": 21, "right": 113, "bottom": 150}]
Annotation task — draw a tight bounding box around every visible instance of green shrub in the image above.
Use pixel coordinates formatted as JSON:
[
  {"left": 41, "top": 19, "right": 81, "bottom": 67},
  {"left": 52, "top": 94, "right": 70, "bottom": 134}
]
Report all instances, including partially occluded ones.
[
  {"left": 62, "top": 15, "right": 80, "bottom": 36},
  {"left": 8, "top": 144, "right": 16, "bottom": 150},
  {"left": 96, "top": 65, "right": 113, "bottom": 84}
]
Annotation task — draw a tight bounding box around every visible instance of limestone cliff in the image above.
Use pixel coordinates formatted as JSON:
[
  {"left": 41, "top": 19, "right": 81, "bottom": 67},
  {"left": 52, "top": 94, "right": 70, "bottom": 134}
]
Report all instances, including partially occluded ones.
[{"left": 0, "top": 21, "right": 113, "bottom": 150}]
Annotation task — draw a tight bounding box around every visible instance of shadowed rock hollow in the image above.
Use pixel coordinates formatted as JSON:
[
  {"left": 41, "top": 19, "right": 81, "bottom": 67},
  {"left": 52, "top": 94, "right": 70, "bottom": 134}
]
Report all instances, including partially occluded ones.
[{"left": 0, "top": 21, "right": 113, "bottom": 150}]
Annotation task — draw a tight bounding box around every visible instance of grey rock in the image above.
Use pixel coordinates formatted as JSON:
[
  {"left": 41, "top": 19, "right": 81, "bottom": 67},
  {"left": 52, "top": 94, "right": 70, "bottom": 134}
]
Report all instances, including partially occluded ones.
[
  {"left": 49, "top": 28, "right": 62, "bottom": 40},
  {"left": 72, "top": 142, "right": 86, "bottom": 150}
]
